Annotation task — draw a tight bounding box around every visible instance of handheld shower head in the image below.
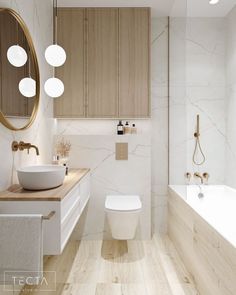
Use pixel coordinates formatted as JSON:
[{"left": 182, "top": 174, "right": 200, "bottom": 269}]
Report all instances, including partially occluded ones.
[
  {"left": 194, "top": 114, "right": 200, "bottom": 138},
  {"left": 192, "top": 114, "right": 206, "bottom": 166}
]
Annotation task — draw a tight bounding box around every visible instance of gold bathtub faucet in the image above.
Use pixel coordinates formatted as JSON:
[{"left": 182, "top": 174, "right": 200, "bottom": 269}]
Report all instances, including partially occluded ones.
[
  {"left": 11, "top": 141, "right": 40, "bottom": 156},
  {"left": 194, "top": 172, "right": 210, "bottom": 184}
]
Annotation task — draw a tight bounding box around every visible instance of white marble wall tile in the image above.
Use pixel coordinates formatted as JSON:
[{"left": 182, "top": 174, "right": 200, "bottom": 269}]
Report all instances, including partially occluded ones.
[
  {"left": 54, "top": 135, "right": 151, "bottom": 240},
  {"left": 151, "top": 17, "right": 168, "bottom": 233},
  {"left": 226, "top": 6, "right": 236, "bottom": 189},
  {"left": 56, "top": 120, "right": 151, "bottom": 136},
  {"left": 0, "top": 0, "right": 54, "bottom": 191},
  {"left": 169, "top": 17, "right": 187, "bottom": 185},
  {"left": 56, "top": 18, "right": 168, "bottom": 236},
  {"left": 186, "top": 18, "right": 226, "bottom": 184},
  {"left": 169, "top": 17, "right": 226, "bottom": 186}
]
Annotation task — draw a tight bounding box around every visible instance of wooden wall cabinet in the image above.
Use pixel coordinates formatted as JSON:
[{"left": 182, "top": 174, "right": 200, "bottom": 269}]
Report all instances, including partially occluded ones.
[
  {"left": 87, "top": 8, "right": 119, "bottom": 118},
  {"left": 54, "top": 7, "right": 150, "bottom": 119},
  {"left": 55, "top": 8, "right": 85, "bottom": 118},
  {"left": 119, "top": 8, "right": 150, "bottom": 118}
]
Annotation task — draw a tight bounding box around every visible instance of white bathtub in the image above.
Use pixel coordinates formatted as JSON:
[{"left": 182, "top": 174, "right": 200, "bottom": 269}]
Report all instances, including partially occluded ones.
[
  {"left": 169, "top": 185, "right": 236, "bottom": 248},
  {"left": 168, "top": 185, "right": 236, "bottom": 295}
]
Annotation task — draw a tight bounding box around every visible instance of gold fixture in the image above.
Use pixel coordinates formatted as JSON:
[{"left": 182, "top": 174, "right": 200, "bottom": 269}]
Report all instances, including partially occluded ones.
[
  {"left": 194, "top": 172, "right": 204, "bottom": 184},
  {"left": 185, "top": 172, "right": 192, "bottom": 181},
  {"left": 193, "top": 114, "right": 206, "bottom": 165},
  {"left": 42, "top": 211, "right": 56, "bottom": 220},
  {"left": 0, "top": 8, "right": 40, "bottom": 131},
  {"left": 203, "top": 172, "right": 210, "bottom": 182},
  {"left": 12, "top": 141, "right": 40, "bottom": 156},
  {"left": 116, "top": 143, "right": 128, "bottom": 160}
]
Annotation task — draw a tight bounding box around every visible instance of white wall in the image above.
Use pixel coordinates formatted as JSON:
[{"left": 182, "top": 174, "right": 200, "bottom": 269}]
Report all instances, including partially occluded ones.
[
  {"left": 170, "top": 17, "right": 226, "bottom": 185},
  {"left": 55, "top": 133, "right": 151, "bottom": 240},
  {"left": 55, "top": 121, "right": 151, "bottom": 240},
  {"left": 186, "top": 18, "right": 226, "bottom": 184},
  {"left": 226, "top": 6, "right": 236, "bottom": 188},
  {"left": 151, "top": 17, "right": 169, "bottom": 233},
  {"left": 0, "top": 0, "right": 54, "bottom": 191},
  {"left": 54, "top": 17, "right": 169, "bottom": 237},
  {"left": 169, "top": 17, "right": 187, "bottom": 185}
]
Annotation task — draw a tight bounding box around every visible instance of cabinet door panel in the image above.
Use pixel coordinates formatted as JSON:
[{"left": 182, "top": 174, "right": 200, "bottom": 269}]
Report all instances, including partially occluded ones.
[
  {"left": 87, "top": 8, "right": 118, "bottom": 117},
  {"left": 54, "top": 8, "right": 85, "bottom": 118},
  {"left": 119, "top": 8, "right": 150, "bottom": 118}
]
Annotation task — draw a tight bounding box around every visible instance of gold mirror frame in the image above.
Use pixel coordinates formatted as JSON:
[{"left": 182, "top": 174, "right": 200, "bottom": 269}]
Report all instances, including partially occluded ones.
[{"left": 0, "top": 8, "right": 40, "bottom": 131}]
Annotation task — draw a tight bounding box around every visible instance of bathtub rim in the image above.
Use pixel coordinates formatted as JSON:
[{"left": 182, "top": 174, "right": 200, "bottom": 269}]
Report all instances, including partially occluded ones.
[{"left": 168, "top": 184, "right": 236, "bottom": 249}]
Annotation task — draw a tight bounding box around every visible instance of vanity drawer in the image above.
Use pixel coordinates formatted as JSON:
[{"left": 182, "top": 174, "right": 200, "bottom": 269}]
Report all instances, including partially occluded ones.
[
  {"left": 79, "top": 173, "right": 90, "bottom": 206},
  {"left": 61, "top": 182, "right": 80, "bottom": 221},
  {"left": 59, "top": 172, "right": 90, "bottom": 253},
  {"left": 61, "top": 197, "right": 81, "bottom": 251}
]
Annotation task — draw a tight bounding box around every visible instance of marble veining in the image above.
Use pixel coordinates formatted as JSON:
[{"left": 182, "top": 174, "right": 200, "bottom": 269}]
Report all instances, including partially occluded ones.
[
  {"left": 169, "top": 16, "right": 227, "bottom": 186},
  {"left": 226, "top": 5, "right": 236, "bottom": 189},
  {"left": 54, "top": 135, "right": 151, "bottom": 240},
  {"left": 151, "top": 18, "right": 169, "bottom": 233},
  {"left": 55, "top": 17, "right": 169, "bottom": 235}
]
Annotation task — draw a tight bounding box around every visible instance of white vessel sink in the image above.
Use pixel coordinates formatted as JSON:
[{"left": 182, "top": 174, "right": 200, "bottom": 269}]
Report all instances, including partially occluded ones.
[{"left": 17, "top": 165, "right": 66, "bottom": 190}]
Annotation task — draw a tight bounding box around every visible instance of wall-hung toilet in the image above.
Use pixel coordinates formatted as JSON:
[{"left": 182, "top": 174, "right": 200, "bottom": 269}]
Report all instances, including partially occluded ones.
[{"left": 105, "top": 195, "right": 142, "bottom": 240}]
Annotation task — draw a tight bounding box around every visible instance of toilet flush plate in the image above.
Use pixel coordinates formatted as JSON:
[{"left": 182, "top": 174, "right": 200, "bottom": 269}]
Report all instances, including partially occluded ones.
[{"left": 116, "top": 143, "right": 128, "bottom": 160}]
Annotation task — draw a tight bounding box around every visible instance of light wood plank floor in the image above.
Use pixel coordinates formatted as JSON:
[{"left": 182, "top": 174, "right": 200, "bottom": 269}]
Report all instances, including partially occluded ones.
[{"left": 18, "top": 235, "right": 199, "bottom": 295}]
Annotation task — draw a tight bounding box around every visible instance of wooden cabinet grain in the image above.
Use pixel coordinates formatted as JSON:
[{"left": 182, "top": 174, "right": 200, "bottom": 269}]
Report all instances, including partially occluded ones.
[
  {"left": 54, "top": 8, "right": 150, "bottom": 119},
  {"left": 55, "top": 8, "right": 85, "bottom": 118},
  {"left": 119, "top": 8, "right": 150, "bottom": 118},
  {"left": 87, "top": 8, "right": 119, "bottom": 117}
]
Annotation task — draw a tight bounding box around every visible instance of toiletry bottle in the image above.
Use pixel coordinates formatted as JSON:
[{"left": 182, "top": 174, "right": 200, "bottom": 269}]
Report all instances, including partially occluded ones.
[
  {"left": 63, "top": 163, "right": 69, "bottom": 175},
  {"left": 131, "top": 124, "right": 137, "bottom": 134},
  {"left": 124, "top": 121, "right": 131, "bottom": 134},
  {"left": 52, "top": 155, "right": 60, "bottom": 165},
  {"left": 117, "top": 120, "right": 124, "bottom": 135}
]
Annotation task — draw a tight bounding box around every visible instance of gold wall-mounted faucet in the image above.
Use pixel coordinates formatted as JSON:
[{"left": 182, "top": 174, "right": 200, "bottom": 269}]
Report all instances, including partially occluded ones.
[
  {"left": 12, "top": 141, "right": 40, "bottom": 156},
  {"left": 194, "top": 172, "right": 210, "bottom": 184},
  {"left": 203, "top": 172, "right": 210, "bottom": 183},
  {"left": 194, "top": 172, "right": 204, "bottom": 184},
  {"left": 185, "top": 172, "right": 192, "bottom": 182}
]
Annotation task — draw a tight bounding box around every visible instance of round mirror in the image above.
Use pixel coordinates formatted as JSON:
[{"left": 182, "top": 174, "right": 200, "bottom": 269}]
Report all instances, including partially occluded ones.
[{"left": 0, "top": 8, "right": 40, "bottom": 131}]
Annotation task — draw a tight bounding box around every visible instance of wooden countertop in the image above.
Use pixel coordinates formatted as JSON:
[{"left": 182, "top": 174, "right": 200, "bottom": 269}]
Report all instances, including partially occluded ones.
[{"left": 0, "top": 169, "right": 90, "bottom": 201}]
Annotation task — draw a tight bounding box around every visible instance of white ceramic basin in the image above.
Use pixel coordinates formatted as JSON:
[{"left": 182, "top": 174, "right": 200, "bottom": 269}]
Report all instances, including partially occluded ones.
[{"left": 17, "top": 165, "right": 66, "bottom": 190}]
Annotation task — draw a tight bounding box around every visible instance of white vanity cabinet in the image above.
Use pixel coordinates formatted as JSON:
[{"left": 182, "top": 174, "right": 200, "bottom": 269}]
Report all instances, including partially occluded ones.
[
  {"left": 0, "top": 169, "right": 90, "bottom": 255},
  {"left": 60, "top": 173, "right": 90, "bottom": 253}
]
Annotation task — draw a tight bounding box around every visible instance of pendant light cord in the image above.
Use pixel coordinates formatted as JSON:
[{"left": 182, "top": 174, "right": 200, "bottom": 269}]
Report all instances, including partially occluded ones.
[
  {"left": 192, "top": 114, "right": 206, "bottom": 165},
  {"left": 53, "top": 0, "right": 58, "bottom": 44}
]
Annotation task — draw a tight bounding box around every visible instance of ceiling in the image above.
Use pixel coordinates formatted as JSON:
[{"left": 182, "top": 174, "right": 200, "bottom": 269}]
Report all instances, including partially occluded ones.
[
  {"left": 58, "top": 0, "right": 174, "bottom": 17},
  {"left": 58, "top": 0, "right": 236, "bottom": 17},
  {"left": 187, "top": 0, "right": 236, "bottom": 17}
]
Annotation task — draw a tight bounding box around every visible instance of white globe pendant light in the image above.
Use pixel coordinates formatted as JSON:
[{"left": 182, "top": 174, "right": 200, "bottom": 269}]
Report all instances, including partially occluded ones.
[
  {"left": 18, "top": 50, "right": 36, "bottom": 98},
  {"left": 19, "top": 77, "right": 36, "bottom": 98},
  {"left": 45, "top": 0, "right": 66, "bottom": 67},
  {"left": 7, "top": 44, "right": 27, "bottom": 67},
  {"left": 45, "top": 44, "right": 66, "bottom": 67},
  {"left": 44, "top": 0, "right": 66, "bottom": 98},
  {"left": 44, "top": 77, "right": 64, "bottom": 98}
]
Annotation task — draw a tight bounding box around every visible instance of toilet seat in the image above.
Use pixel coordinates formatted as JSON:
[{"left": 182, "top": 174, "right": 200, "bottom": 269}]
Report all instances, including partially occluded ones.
[{"left": 105, "top": 195, "right": 142, "bottom": 212}]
